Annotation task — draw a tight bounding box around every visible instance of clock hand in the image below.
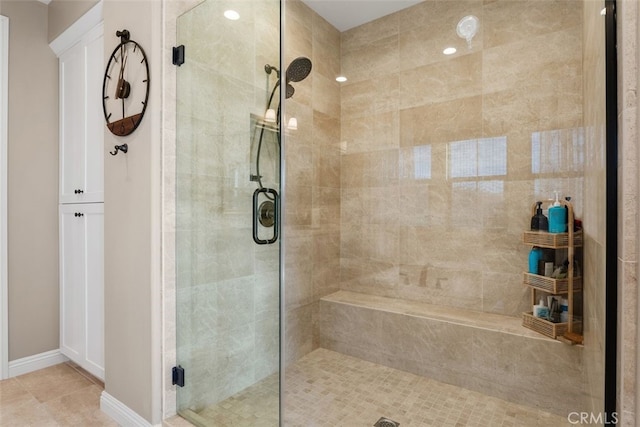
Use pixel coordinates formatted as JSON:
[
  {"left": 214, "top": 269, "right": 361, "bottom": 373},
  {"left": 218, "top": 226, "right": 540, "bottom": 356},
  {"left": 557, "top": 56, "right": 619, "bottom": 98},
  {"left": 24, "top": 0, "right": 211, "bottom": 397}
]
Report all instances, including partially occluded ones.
[
  {"left": 116, "top": 52, "right": 129, "bottom": 99},
  {"left": 120, "top": 54, "right": 127, "bottom": 79},
  {"left": 115, "top": 44, "right": 125, "bottom": 97}
]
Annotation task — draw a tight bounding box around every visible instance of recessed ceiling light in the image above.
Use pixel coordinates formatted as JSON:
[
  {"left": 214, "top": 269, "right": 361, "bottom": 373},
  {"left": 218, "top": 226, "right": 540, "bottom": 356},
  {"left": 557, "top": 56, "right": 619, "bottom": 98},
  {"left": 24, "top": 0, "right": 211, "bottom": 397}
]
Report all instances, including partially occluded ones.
[
  {"left": 336, "top": 76, "right": 347, "bottom": 83},
  {"left": 443, "top": 47, "right": 457, "bottom": 55},
  {"left": 224, "top": 10, "right": 240, "bottom": 20}
]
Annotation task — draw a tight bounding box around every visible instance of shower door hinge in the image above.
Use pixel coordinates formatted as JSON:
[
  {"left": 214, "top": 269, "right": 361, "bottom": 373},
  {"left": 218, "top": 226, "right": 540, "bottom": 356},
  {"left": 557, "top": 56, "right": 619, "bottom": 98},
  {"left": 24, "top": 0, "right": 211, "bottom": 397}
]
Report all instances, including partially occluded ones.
[
  {"left": 172, "top": 45, "right": 185, "bottom": 66},
  {"left": 172, "top": 365, "right": 185, "bottom": 387}
]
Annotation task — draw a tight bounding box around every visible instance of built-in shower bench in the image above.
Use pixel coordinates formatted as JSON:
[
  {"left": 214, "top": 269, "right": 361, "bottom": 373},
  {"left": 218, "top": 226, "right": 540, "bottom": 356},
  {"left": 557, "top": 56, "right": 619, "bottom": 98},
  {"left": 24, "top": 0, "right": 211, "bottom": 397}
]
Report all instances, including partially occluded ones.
[{"left": 319, "top": 290, "right": 586, "bottom": 416}]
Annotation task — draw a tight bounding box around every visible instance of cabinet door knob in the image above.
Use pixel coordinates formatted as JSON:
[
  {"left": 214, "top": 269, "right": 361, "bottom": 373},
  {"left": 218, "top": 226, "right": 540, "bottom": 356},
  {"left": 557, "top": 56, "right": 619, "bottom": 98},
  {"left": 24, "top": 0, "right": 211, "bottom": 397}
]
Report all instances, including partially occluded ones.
[
  {"left": 74, "top": 212, "right": 84, "bottom": 217},
  {"left": 74, "top": 189, "right": 84, "bottom": 194}
]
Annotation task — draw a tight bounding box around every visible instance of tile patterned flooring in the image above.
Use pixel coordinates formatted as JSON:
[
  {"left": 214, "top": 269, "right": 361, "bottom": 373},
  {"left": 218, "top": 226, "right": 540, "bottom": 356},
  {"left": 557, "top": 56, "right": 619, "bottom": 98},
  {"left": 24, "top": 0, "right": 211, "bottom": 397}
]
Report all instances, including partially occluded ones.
[
  {"left": 0, "top": 349, "right": 574, "bottom": 426},
  {"left": 166, "top": 348, "right": 573, "bottom": 427},
  {"left": 0, "top": 362, "right": 116, "bottom": 427}
]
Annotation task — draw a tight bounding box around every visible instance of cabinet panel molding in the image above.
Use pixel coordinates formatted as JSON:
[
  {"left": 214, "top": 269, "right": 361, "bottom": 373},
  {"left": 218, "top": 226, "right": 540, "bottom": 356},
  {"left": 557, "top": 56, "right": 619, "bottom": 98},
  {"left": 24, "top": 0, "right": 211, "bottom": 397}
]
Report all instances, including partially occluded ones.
[
  {"left": 59, "top": 23, "right": 103, "bottom": 204},
  {"left": 59, "top": 203, "right": 104, "bottom": 379}
]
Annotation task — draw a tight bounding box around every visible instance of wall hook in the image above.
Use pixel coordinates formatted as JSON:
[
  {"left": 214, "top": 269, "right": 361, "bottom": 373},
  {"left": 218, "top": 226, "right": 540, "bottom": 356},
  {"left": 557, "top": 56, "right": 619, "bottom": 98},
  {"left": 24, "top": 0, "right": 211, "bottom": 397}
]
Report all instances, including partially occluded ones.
[{"left": 110, "top": 143, "right": 128, "bottom": 156}]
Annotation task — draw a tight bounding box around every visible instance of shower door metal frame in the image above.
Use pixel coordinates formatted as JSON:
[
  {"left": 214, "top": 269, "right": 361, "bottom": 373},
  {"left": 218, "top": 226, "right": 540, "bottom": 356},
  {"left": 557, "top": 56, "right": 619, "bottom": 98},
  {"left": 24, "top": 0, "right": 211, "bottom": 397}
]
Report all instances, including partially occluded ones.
[
  {"left": 603, "top": 0, "right": 618, "bottom": 422},
  {"left": 278, "top": 0, "right": 286, "bottom": 424}
]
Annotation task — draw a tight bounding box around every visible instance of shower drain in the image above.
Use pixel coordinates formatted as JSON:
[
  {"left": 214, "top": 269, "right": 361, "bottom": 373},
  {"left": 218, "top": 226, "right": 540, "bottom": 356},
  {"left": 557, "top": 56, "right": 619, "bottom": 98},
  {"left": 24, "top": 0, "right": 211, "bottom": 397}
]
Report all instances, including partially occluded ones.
[{"left": 373, "top": 417, "right": 400, "bottom": 427}]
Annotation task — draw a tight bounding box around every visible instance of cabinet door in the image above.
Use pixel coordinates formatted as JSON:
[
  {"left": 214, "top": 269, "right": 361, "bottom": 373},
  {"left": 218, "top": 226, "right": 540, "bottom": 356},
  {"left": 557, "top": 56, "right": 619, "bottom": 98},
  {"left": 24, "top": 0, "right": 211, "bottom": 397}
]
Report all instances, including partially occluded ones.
[
  {"left": 59, "top": 203, "right": 104, "bottom": 380},
  {"left": 84, "top": 30, "right": 104, "bottom": 202},
  {"left": 59, "top": 205, "right": 86, "bottom": 362},
  {"left": 84, "top": 203, "right": 104, "bottom": 379},
  {"left": 59, "top": 24, "right": 103, "bottom": 204}
]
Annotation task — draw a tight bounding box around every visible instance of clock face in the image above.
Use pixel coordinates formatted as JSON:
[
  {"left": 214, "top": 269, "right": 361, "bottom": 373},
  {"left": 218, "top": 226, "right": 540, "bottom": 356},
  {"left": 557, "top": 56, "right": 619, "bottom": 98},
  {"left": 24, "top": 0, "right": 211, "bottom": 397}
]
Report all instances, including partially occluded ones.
[{"left": 102, "top": 39, "right": 149, "bottom": 136}]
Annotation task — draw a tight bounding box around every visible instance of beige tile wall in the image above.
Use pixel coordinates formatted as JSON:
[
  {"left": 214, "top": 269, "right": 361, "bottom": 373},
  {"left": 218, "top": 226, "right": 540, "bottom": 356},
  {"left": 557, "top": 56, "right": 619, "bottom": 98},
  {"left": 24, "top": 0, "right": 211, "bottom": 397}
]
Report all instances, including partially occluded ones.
[
  {"left": 616, "top": 1, "right": 639, "bottom": 425},
  {"left": 160, "top": 0, "right": 625, "bottom": 421},
  {"left": 339, "top": 0, "right": 584, "bottom": 317},
  {"left": 581, "top": 0, "right": 607, "bottom": 419},
  {"left": 319, "top": 291, "right": 587, "bottom": 416},
  {"left": 283, "top": 0, "right": 342, "bottom": 363}
]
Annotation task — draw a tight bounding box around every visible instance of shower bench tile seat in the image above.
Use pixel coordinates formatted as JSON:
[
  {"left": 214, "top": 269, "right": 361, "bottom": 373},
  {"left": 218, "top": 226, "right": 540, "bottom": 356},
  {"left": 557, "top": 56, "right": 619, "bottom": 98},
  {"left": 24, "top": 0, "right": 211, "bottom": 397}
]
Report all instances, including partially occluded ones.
[{"left": 319, "top": 290, "right": 586, "bottom": 417}]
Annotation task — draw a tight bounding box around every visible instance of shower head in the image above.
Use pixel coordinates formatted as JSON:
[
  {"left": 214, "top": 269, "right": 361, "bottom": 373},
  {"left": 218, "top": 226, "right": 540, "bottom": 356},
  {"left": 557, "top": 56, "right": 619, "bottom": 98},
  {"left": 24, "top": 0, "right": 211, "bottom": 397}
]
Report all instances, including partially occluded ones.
[
  {"left": 286, "top": 57, "right": 312, "bottom": 83},
  {"left": 263, "top": 57, "right": 311, "bottom": 104},
  {"left": 285, "top": 83, "right": 295, "bottom": 99},
  {"left": 264, "top": 64, "right": 280, "bottom": 77}
]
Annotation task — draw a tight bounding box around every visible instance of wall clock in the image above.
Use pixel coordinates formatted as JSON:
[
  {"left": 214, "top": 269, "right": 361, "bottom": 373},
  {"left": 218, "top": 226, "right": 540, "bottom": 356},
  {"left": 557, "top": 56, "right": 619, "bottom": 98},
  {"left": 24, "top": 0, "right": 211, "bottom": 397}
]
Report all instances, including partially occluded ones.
[{"left": 102, "top": 29, "right": 150, "bottom": 137}]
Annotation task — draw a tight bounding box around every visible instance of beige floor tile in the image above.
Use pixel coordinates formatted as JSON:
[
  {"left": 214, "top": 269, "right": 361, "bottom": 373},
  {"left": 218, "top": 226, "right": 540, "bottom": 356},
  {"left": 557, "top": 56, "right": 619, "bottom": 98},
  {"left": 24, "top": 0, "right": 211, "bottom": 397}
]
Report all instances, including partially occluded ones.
[
  {"left": 164, "top": 414, "right": 198, "bottom": 427},
  {"left": 0, "top": 377, "right": 31, "bottom": 406},
  {"left": 175, "top": 348, "right": 573, "bottom": 427},
  {"left": 65, "top": 361, "right": 105, "bottom": 388},
  {"left": 0, "top": 363, "right": 111, "bottom": 427},
  {"left": 0, "top": 395, "right": 57, "bottom": 426},
  {"left": 15, "top": 363, "right": 93, "bottom": 403},
  {"left": 43, "top": 384, "right": 117, "bottom": 427}
]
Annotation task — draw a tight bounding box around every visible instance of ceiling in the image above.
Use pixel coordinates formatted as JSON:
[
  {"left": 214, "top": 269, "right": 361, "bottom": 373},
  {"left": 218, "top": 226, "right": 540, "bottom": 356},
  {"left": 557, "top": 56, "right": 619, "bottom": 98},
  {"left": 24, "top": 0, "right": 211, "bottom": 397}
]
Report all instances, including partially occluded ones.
[
  {"left": 39, "top": 0, "right": 419, "bottom": 33},
  {"left": 301, "top": 0, "right": 424, "bottom": 32}
]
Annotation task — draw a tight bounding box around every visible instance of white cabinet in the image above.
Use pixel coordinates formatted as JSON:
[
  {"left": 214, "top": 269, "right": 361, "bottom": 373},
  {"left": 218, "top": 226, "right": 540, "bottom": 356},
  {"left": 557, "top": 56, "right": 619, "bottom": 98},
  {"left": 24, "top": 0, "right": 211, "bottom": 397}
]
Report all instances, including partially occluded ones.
[
  {"left": 57, "top": 21, "right": 104, "bottom": 380},
  {"left": 59, "top": 203, "right": 104, "bottom": 379},
  {"left": 59, "top": 24, "right": 104, "bottom": 204}
]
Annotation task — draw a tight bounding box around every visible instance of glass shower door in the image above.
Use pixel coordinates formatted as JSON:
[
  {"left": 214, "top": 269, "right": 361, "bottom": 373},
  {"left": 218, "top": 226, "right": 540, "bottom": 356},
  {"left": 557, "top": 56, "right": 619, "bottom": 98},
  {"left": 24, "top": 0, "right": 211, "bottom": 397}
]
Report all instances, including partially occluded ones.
[{"left": 175, "top": 0, "right": 281, "bottom": 425}]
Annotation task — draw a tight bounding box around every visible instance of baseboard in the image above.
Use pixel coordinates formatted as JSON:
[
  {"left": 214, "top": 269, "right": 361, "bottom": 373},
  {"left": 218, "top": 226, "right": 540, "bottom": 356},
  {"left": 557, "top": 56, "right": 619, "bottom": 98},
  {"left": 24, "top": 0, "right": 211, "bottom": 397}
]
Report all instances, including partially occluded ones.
[
  {"left": 8, "top": 349, "right": 68, "bottom": 377},
  {"left": 101, "top": 391, "right": 160, "bottom": 427}
]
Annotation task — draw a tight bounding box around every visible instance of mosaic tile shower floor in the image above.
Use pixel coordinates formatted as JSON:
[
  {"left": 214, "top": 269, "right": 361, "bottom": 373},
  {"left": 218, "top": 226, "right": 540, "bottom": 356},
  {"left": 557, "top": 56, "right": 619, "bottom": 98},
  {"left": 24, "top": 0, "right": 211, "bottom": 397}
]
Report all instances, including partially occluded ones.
[{"left": 166, "top": 348, "right": 572, "bottom": 427}]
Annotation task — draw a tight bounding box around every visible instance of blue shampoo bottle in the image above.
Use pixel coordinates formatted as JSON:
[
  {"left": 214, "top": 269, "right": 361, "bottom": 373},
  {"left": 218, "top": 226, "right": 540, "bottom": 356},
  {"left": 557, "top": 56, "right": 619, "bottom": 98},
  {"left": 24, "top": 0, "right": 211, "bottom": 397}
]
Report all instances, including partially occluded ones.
[
  {"left": 529, "top": 247, "right": 543, "bottom": 274},
  {"left": 548, "top": 191, "right": 567, "bottom": 233}
]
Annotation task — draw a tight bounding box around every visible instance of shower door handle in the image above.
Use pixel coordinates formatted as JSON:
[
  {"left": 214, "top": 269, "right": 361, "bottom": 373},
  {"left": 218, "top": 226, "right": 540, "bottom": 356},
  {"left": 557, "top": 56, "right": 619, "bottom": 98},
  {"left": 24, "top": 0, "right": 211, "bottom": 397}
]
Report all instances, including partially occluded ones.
[{"left": 253, "top": 187, "right": 279, "bottom": 245}]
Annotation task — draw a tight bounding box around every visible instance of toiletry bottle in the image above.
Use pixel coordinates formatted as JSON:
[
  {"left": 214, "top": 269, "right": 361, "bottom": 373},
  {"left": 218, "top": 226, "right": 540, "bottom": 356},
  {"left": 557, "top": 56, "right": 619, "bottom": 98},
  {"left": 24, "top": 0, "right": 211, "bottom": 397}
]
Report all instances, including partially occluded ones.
[
  {"left": 548, "top": 297, "right": 561, "bottom": 323},
  {"left": 530, "top": 201, "right": 549, "bottom": 231},
  {"left": 560, "top": 298, "right": 569, "bottom": 323},
  {"left": 548, "top": 191, "right": 567, "bottom": 233},
  {"left": 528, "top": 247, "right": 543, "bottom": 274},
  {"left": 533, "top": 299, "right": 541, "bottom": 317},
  {"left": 533, "top": 298, "right": 548, "bottom": 319},
  {"left": 539, "top": 249, "right": 554, "bottom": 277},
  {"left": 544, "top": 261, "right": 554, "bottom": 277}
]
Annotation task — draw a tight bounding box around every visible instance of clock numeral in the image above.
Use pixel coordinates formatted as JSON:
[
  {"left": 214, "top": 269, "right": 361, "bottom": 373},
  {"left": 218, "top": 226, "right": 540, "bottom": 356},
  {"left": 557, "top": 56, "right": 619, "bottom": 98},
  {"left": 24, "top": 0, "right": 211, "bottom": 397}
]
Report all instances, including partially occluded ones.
[
  {"left": 106, "top": 112, "right": 112, "bottom": 121},
  {"left": 105, "top": 75, "right": 111, "bottom": 80},
  {"left": 103, "top": 95, "right": 110, "bottom": 100},
  {"left": 140, "top": 58, "right": 146, "bottom": 64},
  {"left": 143, "top": 79, "right": 148, "bottom": 83}
]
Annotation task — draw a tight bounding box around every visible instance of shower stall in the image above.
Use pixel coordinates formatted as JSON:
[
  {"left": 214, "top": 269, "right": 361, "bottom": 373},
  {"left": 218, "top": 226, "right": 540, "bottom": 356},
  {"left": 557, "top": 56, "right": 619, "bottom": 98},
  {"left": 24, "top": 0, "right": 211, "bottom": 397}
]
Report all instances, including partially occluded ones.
[{"left": 173, "top": 0, "right": 614, "bottom": 425}]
